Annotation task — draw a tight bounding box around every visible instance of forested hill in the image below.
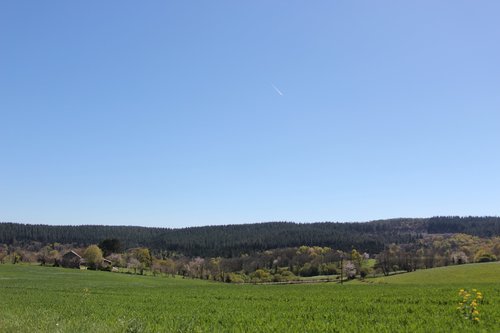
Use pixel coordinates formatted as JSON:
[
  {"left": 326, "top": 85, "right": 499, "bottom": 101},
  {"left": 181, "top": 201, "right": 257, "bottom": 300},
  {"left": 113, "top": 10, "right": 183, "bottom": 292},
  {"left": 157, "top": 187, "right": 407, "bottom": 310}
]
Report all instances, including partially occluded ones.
[{"left": 1, "top": 216, "right": 499, "bottom": 257}]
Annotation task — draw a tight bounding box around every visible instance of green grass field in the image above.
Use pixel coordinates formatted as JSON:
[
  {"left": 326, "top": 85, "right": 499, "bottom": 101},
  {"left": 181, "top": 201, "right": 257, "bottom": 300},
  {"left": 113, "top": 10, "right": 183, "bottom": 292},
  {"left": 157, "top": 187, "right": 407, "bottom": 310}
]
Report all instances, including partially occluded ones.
[
  {"left": 369, "top": 261, "right": 500, "bottom": 285},
  {"left": 0, "top": 263, "right": 499, "bottom": 332}
]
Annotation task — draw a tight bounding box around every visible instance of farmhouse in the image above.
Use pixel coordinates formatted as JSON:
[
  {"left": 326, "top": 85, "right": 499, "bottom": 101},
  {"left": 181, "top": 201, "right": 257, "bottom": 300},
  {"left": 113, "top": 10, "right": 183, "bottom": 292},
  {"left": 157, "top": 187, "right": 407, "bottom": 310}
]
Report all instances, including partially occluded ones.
[
  {"left": 61, "top": 250, "right": 84, "bottom": 268},
  {"left": 61, "top": 250, "right": 113, "bottom": 269}
]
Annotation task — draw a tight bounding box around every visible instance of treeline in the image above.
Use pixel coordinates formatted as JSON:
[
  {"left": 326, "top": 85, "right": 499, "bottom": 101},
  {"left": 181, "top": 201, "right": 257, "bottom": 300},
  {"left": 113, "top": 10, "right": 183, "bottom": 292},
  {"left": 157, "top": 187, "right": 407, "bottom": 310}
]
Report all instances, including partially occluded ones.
[
  {"left": 427, "top": 216, "right": 500, "bottom": 237},
  {"left": 2, "top": 233, "right": 498, "bottom": 283},
  {"left": 376, "top": 233, "right": 500, "bottom": 275},
  {"left": 0, "top": 242, "right": 373, "bottom": 282},
  {"left": 0, "top": 216, "right": 499, "bottom": 257}
]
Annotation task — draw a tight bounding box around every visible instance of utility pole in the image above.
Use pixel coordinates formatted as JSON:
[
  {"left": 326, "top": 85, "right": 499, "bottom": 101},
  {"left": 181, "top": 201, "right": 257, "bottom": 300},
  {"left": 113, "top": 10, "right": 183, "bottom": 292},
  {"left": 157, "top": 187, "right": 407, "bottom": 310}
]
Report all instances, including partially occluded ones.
[{"left": 340, "top": 252, "right": 344, "bottom": 285}]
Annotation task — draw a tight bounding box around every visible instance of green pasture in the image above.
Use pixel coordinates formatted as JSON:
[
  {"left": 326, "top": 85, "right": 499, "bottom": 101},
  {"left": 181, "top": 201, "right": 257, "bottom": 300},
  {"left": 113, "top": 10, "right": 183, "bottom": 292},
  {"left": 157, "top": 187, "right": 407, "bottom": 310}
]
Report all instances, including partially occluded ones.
[
  {"left": 369, "top": 261, "right": 500, "bottom": 285},
  {"left": 0, "top": 263, "right": 499, "bottom": 332}
]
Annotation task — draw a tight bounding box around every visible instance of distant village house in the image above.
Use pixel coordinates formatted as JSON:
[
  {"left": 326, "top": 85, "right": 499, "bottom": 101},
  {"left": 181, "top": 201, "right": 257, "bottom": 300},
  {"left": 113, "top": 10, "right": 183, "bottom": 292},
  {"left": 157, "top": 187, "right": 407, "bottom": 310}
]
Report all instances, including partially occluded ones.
[
  {"left": 61, "top": 250, "right": 84, "bottom": 268},
  {"left": 61, "top": 250, "right": 112, "bottom": 269}
]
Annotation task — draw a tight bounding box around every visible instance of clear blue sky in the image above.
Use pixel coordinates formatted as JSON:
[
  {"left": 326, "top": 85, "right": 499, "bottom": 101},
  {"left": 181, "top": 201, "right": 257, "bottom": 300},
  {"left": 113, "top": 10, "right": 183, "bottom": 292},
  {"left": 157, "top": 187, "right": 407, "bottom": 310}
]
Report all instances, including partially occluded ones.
[{"left": 1, "top": 1, "right": 499, "bottom": 227}]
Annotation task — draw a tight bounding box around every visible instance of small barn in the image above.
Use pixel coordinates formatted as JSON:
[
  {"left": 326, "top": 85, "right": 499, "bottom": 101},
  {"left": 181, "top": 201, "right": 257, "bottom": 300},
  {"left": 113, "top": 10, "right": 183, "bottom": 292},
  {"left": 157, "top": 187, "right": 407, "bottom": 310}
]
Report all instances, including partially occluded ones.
[
  {"left": 61, "top": 250, "right": 84, "bottom": 268},
  {"left": 102, "top": 258, "right": 112, "bottom": 268}
]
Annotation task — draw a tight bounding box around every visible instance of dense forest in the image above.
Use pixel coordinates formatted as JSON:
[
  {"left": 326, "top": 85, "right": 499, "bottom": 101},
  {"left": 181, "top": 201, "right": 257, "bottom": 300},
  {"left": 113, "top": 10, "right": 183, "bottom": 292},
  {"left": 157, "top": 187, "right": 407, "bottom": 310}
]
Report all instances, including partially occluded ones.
[{"left": 1, "top": 216, "right": 499, "bottom": 257}]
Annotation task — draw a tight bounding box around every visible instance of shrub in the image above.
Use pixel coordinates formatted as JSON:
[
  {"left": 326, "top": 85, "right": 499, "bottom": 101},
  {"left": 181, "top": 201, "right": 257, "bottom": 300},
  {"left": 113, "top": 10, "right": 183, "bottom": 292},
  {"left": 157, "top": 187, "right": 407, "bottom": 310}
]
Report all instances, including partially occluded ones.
[
  {"left": 250, "top": 269, "right": 272, "bottom": 283},
  {"left": 474, "top": 249, "right": 497, "bottom": 263}
]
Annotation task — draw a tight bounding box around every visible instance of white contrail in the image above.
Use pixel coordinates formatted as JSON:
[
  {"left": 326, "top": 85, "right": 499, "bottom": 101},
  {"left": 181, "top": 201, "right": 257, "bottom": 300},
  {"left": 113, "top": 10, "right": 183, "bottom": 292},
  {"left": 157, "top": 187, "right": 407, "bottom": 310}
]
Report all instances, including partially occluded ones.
[{"left": 272, "top": 84, "right": 283, "bottom": 96}]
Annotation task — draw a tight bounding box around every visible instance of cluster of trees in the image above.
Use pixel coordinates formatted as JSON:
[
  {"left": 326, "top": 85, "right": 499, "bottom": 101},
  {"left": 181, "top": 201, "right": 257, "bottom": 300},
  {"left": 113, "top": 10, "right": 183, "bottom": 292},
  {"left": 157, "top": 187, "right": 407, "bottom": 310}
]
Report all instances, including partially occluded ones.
[
  {"left": 0, "top": 240, "right": 367, "bottom": 282},
  {"left": 375, "top": 233, "right": 500, "bottom": 275},
  {"left": 2, "top": 233, "right": 499, "bottom": 283},
  {"left": 1, "top": 216, "right": 499, "bottom": 257},
  {"left": 0, "top": 241, "right": 153, "bottom": 275},
  {"left": 0, "top": 242, "right": 65, "bottom": 265},
  {"left": 102, "top": 245, "right": 373, "bottom": 283},
  {"left": 171, "top": 246, "right": 361, "bottom": 283}
]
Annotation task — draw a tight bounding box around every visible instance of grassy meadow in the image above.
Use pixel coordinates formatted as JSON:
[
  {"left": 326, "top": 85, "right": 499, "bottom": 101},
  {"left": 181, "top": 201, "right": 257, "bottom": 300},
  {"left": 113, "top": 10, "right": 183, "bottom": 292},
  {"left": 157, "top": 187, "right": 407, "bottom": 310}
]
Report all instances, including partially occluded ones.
[{"left": 0, "top": 263, "right": 499, "bottom": 332}]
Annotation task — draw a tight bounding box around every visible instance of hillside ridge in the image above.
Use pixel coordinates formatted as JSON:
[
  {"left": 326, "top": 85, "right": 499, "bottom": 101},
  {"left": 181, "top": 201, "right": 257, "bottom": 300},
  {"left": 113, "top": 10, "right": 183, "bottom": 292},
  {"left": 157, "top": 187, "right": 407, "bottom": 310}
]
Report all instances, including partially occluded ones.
[{"left": 1, "top": 216, "right": 499, "bottom": 257}]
